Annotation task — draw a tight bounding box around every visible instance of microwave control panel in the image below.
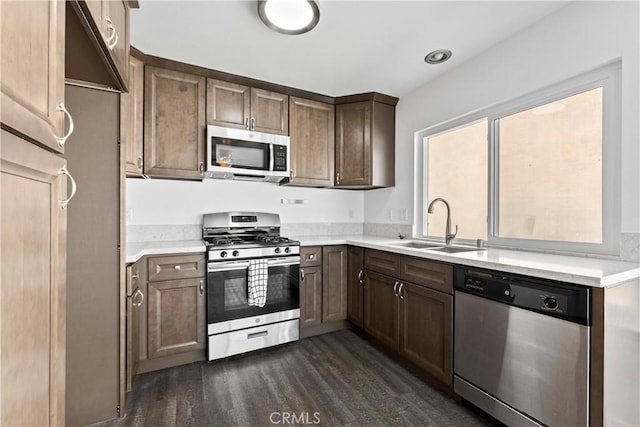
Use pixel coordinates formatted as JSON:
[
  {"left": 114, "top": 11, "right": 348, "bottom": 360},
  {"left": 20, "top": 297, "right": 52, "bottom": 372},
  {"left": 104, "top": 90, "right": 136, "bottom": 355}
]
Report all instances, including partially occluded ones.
[{"left": 273, "top": 145, "right": 287, "bottom": 172}]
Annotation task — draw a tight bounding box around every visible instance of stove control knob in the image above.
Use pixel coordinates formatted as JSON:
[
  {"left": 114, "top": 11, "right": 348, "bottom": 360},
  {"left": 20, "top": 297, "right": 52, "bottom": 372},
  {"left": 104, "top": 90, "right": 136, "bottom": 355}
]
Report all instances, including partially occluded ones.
[
  {"left": 232, "top": 250, "right": 239, "bottom": 257},
  {"left": 544, "top": 297, "right": 558, "bottom": 310},
  {"left": 274, "top": 247, "right": 281, "bottom": 254},
  {"left": 220, "top": 251, "right": 228, "bottom": 258},
  {"left": 284, "top": 247, "right": 290, "bottom": 254}
]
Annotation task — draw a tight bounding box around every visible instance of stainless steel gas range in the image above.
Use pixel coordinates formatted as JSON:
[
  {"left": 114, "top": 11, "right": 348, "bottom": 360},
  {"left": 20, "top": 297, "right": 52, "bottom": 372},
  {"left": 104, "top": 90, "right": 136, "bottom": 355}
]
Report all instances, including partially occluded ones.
[{"left": 203, "top": 212, "right": 300, "bottom": 361}]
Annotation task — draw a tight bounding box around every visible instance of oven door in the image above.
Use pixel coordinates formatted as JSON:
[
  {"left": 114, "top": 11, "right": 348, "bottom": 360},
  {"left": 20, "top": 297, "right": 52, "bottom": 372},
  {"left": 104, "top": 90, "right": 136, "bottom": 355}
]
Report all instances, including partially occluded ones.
[{"left": 207, "top": 256, "right": 300, "bottom": 325}]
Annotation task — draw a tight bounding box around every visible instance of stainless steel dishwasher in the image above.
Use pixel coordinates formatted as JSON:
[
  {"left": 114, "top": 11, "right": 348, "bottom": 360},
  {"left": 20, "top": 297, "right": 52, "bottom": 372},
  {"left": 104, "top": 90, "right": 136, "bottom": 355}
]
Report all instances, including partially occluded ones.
[{"left": 453, "top": 266, "right": 590, "bottom": 427}]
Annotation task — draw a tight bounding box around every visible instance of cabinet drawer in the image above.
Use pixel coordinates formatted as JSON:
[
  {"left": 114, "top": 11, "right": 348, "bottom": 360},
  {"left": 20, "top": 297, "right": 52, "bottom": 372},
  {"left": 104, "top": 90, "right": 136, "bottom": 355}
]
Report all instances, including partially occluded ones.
[
  {"left": 399, "top": 256, "right": 453, "bottom": 294},
  {"left": 365, "top": 249, "right": 400, "bottom": 277},
  {"left": 300, "top": 246, "right": 322, "bottom": 267},
  {"left": 147, "top": 254, "right": 205, "bottom": 282}
]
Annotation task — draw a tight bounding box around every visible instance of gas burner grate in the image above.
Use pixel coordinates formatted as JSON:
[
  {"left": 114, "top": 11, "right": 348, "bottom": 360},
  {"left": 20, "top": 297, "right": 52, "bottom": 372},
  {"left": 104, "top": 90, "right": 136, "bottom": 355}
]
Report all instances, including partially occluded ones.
[
  {"left": 208, "top": 236, "right": 245, "bottom": 247},
  {"left": 256, "top": 235, "right": 292, "bottom": 244}
]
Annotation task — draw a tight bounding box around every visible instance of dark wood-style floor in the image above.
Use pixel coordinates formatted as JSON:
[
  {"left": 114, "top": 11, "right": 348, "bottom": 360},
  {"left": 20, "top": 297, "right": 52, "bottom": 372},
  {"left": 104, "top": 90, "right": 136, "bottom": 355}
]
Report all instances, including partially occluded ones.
[{"left": 96, "top": 330, "right": 491, "bottom": 426}]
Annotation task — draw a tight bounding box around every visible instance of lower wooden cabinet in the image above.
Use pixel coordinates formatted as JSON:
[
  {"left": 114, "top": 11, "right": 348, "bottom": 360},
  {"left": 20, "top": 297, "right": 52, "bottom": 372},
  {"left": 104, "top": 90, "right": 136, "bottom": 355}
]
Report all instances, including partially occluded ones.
[
  {"left": 363, "top": 270, "right": 399, "bottom": 349},
  {"left": 398, "top": 282, "right": 452, "bottom": 385},
  {"left": 363, "top": 249, "right": 453, "bottom": 387},
  {"left": 147, "top": 277, "right": 206, "bottom": 358},
  {"left": 300, "top": 265, "right": 322, "bottom": 327},
  {"left": 300, "top": 245, "right": 348, "bottom": 332},
  {"left": 346, "top": 246, "right": 364, "bottom": 328}
]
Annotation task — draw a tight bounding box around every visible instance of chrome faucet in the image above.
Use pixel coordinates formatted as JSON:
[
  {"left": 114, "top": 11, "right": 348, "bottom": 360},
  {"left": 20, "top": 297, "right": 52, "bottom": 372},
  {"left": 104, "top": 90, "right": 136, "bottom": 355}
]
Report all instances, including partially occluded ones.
[{"left": 427, "top": 198, "right": 458, "bottom": 245}]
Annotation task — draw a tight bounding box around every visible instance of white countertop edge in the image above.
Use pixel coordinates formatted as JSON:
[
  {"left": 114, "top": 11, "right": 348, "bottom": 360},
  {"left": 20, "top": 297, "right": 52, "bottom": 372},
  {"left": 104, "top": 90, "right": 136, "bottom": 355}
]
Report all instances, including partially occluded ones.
[
  {"left": 126, "top": 236, "right": 640, "bottom": 288},
  {"left": 292, "top": 235, "right": 640, "bottom": 288},
  {"left": 126, "top": 240, "right": 206, "bottom": 263}
]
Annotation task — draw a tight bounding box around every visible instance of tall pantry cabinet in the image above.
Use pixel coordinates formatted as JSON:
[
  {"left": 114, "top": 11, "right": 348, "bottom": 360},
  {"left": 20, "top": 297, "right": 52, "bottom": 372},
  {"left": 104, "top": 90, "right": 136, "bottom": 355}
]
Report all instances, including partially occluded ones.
[{"left": 1, "top": 1, "right": 68, "bottom": 426}]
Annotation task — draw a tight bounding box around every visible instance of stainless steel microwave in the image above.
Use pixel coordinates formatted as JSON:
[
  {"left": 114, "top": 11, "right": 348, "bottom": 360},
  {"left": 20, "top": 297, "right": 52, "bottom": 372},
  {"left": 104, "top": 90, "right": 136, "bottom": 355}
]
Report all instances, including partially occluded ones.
[{"left": 205, "top": 125, "right": 290, "bottom": 182}]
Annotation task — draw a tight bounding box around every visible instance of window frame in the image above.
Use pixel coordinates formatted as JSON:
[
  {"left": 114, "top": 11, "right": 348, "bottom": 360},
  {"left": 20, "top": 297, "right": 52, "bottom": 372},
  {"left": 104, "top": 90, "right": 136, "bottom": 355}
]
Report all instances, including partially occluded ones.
[{"left": 414, "top": 61, "right": 621, "bottom": 256}]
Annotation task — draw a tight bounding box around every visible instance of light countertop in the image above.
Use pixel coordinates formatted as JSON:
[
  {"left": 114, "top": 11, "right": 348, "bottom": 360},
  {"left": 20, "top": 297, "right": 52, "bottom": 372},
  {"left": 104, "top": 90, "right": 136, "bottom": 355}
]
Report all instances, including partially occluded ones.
[{"left": 126, "top": 235, "right": 639, "bottom": 288}]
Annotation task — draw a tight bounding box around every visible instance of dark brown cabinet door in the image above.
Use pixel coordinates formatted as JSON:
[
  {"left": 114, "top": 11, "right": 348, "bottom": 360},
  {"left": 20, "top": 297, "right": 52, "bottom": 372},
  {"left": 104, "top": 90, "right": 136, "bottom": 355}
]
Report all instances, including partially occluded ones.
[
  {"left": 144, "top": 66, "right": 205, "bottom": 179},
  {"left": 250, "top": 88, "right": 288, "bottom": 135},
  {"left": 1, "top": 0, "right": 66, "bottom": 153},
  {"left": 322, "top": 245, "right": 347, "bottom": 322},
  {"left": 147, "top": 278, "right": 206, "bottom": 358},
  {"left": 347, "top": 246, "right": 364, "bottom": 328},
  {"left": 398, "top": 282, "right": 452, "bottom": 385},
  {"left": 364, "top": 271, "right": 399, "bottom": 350},
  {"left": 122, "top": 55, "right": 144, "bottom": 176},
  {"left": 289, "top": 97, "right": 334, "bottom": 186},
  {"left": 335, "top": 101, "right": 371, "bottom": 186},
  {"left": 300, "top": 266, "right": 322, "bottom": 328},
  {"left": 206, "top": 78, "right": 251, "bottom": 130}
]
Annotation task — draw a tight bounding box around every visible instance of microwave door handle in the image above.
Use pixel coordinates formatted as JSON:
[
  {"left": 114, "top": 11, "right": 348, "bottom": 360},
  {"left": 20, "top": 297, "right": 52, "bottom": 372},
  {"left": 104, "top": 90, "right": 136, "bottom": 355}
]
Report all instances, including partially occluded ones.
[
  {"left": 267, "top": 257, "right": 300, "bottom": 267},
  {"left": 269, "top": 143, "right": 274, "bottom": 172},
  {"left": 207, "top": 261, "right": 251, "bottom": 272}
]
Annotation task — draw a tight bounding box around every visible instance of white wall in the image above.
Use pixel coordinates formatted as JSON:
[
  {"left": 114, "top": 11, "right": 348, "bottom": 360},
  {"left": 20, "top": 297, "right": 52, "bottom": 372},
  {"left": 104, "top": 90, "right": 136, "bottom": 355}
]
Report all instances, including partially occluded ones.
[
  {"left": 126, "top": 178, "right": 364, "bottom": 225},
  {"left": 365, "top": 1, "right": 640, "bottom": 234}
]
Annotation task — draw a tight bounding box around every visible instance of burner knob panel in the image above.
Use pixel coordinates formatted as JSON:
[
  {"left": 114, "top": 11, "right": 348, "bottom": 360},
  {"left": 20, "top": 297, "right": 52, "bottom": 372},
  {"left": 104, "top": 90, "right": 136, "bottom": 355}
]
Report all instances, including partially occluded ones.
[
  {"left": 220, "top": 251, "right": 228, "bottom": 258},
  {"left": 284, "top": 247, "right": 290, "bottom": 254},
  {"left": 232, "top": 250, "right": 239, "bottom": 257},
  {"left": 274, "top": 248, "right": 281, "bottom": 254}
]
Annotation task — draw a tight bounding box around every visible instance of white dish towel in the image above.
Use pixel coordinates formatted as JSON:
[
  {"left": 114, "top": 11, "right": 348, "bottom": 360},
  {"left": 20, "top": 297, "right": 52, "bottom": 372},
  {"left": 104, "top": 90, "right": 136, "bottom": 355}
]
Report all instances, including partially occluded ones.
[{"left": 247, "top": 259, "right": 268, "bottom": 307}]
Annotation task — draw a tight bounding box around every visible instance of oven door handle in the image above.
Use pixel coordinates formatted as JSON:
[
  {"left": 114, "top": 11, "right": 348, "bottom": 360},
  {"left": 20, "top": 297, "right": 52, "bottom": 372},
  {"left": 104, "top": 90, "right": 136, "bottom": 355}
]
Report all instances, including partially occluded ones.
[
  {"left": 266, "top": 257, "right": 300, "bottom": 267},
  {"left": 207, "top": 261, "right": 251, "bottom": 272}
]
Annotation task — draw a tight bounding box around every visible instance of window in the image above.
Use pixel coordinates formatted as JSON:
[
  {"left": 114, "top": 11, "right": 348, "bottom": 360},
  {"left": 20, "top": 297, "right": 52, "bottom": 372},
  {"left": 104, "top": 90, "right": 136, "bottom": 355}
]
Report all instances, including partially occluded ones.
[
  {"left": 425, "top": 120, "right": 488, "bottom": 240},
  {"left": 417, "top": 62, "right": 620, "bottom": 255}
]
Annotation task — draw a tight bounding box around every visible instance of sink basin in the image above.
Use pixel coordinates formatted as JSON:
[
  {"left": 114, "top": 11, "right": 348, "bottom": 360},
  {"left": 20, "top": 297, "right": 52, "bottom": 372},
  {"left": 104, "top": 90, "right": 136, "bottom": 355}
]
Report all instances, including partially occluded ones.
[
  {"left": 426, "top": 246, "right": 485, "bottom": 254},
  {"left": 389, "top": 240, "right": 444, "bottom": 249}
]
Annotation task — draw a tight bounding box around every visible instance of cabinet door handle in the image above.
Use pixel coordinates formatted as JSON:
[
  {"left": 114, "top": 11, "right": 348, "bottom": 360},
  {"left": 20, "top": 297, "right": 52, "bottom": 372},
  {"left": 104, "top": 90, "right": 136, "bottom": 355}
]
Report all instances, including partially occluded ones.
[
  {"left": 251, "top": 117, "right": 255, "bottom": 130},
  {"left": 301, "top": 269, "right": 305, "bottom": 281},
  {"left": 336, "top": 171, "right": 341, "bottom": 185},
  {"left": 131, "top": 273, "right": 139, "bottom": 279},
  {"left": 199, "top": 279, "right": 204, "bottom": 295},
  {"left": 393, "top": 281, "right": 399, "bottom": 297},
  {"left": 137, "top": 156, "right": 143, "bottom": 170},
  {"left": 59, "top": 165, "right": 77, "bottom": 209},
  {"left": 174, "top": 265, "right": 181, "bottom": 271},
  {"left": 248, "top": 330, "right": 268, "bottom": 339},
  {"left": 199, "top": 162, "right": 205, "bottom": 175},
  {"left": 358, "top": 269, "right": 363, "bottom": 283},
  {"left": 56, "top": 102, "right": 74, "bottom": 147},
  {"left": 245, "top": 117, "right": 250, "bottom": 129},
  {"left": 105, "top": 16, "right": 118, "bottom": 49},
  {"left": 399, "top": 283, "right": 404, "bottom": 300},
  {"left": 133, "top": 288, "right": 144, "bottom": 307}
]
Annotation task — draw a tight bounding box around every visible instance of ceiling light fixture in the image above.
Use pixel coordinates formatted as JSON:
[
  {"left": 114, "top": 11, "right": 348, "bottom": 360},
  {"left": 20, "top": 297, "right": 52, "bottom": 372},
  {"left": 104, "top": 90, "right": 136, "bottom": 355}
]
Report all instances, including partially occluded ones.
[
  {"left": 258, "top": 0, "right": 320, "bottom": 35},
  {"left": 424, "top": 49, "right": 453, "bottom": 64}
]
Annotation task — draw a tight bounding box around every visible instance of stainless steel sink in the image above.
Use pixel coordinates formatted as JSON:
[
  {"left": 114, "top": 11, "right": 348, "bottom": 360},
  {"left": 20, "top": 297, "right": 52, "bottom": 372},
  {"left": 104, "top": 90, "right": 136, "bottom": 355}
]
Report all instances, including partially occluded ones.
[
  {"left": 389, "top": 240, "right": 444, "bottom": 249},
  {"left": 425, "top": 246, "right": 486, "bottom": 254}
]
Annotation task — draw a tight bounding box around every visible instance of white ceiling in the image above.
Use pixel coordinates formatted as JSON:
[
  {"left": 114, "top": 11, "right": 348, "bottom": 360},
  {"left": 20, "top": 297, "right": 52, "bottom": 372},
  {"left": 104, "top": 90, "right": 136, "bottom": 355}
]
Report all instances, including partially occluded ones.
[{"left": 131, "top": 1, "right": 569, "bottom": 97}]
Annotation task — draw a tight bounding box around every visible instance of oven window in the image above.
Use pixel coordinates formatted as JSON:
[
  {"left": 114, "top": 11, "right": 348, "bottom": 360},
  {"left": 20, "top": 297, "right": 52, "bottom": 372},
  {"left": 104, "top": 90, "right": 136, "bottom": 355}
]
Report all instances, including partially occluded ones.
[{"left": 208, "top": 263, "right": 299, "bottom": 323}]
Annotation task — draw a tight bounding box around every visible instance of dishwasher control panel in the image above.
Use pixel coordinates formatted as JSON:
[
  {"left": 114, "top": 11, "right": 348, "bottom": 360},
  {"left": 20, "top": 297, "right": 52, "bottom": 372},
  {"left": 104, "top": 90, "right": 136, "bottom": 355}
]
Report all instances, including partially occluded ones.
[{"left": 454, "top": 265, "right": 590, "bottom": 325}]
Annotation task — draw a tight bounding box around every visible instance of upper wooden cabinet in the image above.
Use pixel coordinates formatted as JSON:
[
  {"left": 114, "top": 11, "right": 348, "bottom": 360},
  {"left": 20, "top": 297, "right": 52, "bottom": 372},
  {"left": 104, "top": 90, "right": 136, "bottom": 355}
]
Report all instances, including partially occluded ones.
[
  {"left": 288, "top": 97, "right": 335, "bottom": 186},
  {"left": 122, "top": 55, "right": 144, "bottom": 176},
  {"left": 206, "top": 78, "right": 288, "bottom": 135},
  {"left": 335, "top": 96, "right": 396, "bottom": 189},
  {"left": 144, "top": 66, "right": 206, "bottom": 179},
  {"left": 1, "top": 0, "right": 66, "bottom": 153},
  {"left": 73, "top": 0, "right": 132, "bottom": 90}
]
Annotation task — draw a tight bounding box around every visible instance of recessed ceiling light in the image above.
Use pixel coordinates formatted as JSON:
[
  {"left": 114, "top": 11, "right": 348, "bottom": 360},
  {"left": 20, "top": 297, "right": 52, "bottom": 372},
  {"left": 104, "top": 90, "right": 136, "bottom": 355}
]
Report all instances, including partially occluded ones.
[
  {"left": 257, "top": 0, "right": 320, "bottom": 35},
  {"left": 424, "top": 49, "right": 453, "bottom": 64}
]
